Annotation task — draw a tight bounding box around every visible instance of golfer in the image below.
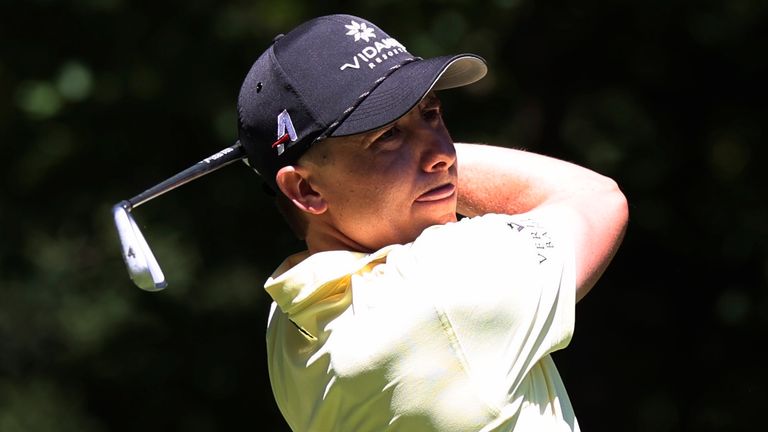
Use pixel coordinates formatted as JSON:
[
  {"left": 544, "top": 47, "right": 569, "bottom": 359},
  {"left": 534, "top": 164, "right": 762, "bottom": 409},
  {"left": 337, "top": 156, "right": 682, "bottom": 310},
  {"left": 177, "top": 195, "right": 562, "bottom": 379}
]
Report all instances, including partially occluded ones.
[{"left": 236, "top": 14, "right": 628, "bottom": 431}]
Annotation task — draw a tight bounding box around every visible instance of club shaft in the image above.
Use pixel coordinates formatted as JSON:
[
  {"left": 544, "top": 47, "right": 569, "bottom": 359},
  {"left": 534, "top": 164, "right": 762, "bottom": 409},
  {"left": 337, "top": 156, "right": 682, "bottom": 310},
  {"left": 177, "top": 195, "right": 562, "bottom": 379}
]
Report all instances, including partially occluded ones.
[{"left": 127, "top": 141, "right": 246, "bottom": 210}]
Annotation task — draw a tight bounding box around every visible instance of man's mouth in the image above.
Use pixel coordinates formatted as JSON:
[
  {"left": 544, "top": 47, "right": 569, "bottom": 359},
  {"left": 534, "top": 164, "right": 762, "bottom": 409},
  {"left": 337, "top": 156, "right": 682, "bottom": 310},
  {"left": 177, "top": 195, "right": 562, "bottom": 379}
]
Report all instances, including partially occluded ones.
[{"left": 415, "top": 183, "right": 456, "bottom": 202}]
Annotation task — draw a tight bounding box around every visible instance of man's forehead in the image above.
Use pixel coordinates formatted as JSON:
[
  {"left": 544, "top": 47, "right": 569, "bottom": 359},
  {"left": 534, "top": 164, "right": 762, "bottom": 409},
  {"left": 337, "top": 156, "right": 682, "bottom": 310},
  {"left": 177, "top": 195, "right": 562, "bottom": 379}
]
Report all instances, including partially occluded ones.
[
  {"left": 305, "top": 91, "right": 442, "bottom": 155},
  {"left": 362, "top": 91, "right": 442, "bottom": 135}
]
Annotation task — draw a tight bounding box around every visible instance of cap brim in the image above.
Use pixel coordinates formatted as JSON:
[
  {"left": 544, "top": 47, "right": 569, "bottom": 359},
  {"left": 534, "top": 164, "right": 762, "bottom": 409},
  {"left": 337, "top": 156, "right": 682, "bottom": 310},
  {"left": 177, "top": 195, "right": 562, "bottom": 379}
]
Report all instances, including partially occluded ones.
[{"left": 330, "top": 54, "right": 487, "bottom": 137}]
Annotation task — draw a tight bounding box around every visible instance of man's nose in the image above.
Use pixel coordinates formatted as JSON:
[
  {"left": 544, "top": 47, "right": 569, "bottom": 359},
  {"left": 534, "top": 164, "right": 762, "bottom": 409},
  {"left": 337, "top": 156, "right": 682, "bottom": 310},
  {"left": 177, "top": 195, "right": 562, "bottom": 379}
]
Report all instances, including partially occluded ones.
[{"left": 418, "top": 126, "right": 456, "bottom": 172}]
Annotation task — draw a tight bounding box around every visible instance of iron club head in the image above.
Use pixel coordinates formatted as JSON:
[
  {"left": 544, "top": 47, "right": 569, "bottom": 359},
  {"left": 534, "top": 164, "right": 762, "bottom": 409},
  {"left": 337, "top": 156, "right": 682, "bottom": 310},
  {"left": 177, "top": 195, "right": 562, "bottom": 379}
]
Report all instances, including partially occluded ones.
[
  {"left": 111, "top": 142, "right": 246, "bottom": 290},
  {"left": 112, "top": 201, "right": 167, "bottom": 291}
]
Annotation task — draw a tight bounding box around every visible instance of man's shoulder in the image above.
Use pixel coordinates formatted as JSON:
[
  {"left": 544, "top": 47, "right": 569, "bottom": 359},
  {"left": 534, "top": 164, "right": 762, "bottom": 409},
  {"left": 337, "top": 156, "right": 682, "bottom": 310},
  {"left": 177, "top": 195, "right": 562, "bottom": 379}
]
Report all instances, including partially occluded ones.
[
  {"left": 399, "top": 211, "right": 572, "bottom": 274},
  {"left": 417, "top": 212, "right": 537, "bottom": 243},
  {"left": 392, "top": 213, "right": 538, "bottom": 270}
]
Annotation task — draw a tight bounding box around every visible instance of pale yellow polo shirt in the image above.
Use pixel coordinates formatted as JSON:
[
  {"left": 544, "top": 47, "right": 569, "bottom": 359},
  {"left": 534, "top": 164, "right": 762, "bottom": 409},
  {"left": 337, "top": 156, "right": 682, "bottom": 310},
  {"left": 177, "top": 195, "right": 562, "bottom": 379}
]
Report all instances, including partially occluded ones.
[{"left": 265, "top": 212, "right": 578, "bottom": 431}]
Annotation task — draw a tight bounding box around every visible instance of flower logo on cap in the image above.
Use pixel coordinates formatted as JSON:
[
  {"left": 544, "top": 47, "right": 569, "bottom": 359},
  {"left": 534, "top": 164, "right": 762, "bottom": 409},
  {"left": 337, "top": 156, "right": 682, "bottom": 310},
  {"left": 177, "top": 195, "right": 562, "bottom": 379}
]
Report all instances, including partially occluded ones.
[{"left": 345, "top": 20, "right": 376, "bottom": 42}]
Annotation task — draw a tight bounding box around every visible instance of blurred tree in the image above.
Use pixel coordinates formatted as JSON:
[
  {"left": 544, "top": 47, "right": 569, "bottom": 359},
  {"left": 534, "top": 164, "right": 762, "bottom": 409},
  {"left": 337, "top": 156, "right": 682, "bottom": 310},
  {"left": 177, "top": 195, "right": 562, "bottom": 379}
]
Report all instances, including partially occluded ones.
[{"left": 1, "top": 0, "right": 765, "bottom": 431}]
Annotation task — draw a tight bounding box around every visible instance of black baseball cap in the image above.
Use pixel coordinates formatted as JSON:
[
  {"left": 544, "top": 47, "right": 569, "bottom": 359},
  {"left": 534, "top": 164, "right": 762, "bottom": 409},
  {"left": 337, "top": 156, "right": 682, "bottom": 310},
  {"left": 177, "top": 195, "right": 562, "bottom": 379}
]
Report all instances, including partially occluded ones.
[{"left": 237, "top": 14, "right": 487, "bottom": 192}]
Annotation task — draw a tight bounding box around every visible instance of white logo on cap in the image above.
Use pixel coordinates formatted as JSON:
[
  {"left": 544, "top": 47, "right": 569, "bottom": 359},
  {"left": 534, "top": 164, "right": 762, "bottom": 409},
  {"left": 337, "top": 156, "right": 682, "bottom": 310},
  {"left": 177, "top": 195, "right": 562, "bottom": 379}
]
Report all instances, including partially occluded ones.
[
  {"left": 345, "top": 21, "right": 376, "bottom": 42},
  {"left": 272, "top": 110, "right": 298, "bottom": 155},
  {"left": 339, "top": 20, "right": 408, "bottom": 71}
]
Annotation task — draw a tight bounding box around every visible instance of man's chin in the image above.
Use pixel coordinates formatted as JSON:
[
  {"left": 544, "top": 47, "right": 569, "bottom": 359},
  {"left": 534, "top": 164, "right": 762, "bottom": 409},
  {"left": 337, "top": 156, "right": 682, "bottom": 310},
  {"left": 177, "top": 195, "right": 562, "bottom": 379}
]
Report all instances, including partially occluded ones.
[
  {"left": 417, "top": 213, "right": 458, "bottom": 235},
  {"left": 436, "top": 211, "right": 459, "bottom": 225}
]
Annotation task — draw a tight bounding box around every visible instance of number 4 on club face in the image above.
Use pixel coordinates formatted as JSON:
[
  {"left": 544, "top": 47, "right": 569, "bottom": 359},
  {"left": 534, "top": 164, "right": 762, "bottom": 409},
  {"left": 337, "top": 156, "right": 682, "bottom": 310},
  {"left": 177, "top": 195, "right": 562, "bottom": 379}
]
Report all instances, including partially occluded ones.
[{"left": 112, "top": 202, "right": 167, "bottom": 291}]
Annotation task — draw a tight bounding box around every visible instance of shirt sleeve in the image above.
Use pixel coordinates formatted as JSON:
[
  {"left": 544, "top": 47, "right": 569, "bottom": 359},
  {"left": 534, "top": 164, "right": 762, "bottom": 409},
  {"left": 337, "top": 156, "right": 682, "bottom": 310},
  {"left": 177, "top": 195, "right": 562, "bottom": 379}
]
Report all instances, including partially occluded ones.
[{"left": 398, "top": 210, "right": 577, "bottom": 400}]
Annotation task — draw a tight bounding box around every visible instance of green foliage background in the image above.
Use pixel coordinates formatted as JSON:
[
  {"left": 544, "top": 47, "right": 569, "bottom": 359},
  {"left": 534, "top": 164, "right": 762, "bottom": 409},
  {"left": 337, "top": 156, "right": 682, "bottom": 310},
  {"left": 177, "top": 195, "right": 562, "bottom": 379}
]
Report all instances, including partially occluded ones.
[{"left": 1, "top": 0, "right": 766, "bottom": 430}]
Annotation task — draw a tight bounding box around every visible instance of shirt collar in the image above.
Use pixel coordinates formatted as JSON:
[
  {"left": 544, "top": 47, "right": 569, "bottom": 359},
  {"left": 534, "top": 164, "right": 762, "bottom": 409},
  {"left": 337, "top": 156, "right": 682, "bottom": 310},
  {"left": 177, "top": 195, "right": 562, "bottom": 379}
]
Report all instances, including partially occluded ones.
[{"left": 265, "top": 246, "right": 395, "bottom": 338}]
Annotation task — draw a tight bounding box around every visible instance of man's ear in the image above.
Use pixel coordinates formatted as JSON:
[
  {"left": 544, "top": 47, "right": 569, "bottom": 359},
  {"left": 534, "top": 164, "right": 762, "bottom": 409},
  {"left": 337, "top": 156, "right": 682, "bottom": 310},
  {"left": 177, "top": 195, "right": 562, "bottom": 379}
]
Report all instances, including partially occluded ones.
[{"left": 275, "top": 166, "right": 327, "bottom": 215}]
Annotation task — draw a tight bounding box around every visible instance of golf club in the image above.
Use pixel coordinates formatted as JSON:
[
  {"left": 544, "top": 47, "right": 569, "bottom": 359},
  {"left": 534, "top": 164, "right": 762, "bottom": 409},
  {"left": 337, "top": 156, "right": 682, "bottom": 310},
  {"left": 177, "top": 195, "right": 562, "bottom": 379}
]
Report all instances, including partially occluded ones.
[{"left": 112, "top": 141, "right": 246, "bottom": 291}]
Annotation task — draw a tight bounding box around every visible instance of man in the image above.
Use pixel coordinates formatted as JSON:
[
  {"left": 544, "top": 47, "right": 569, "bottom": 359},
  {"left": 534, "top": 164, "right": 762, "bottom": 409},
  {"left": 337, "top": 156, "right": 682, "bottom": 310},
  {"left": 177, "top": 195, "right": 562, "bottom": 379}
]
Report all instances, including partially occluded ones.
[{"left": 237, "top": 14, "right": 628, "bottom": 431}]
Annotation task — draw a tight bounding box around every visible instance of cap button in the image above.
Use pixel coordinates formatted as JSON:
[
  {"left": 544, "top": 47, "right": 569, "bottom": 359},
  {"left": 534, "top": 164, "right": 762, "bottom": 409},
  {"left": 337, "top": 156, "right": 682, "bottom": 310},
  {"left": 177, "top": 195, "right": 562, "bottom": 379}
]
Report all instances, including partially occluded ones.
[{"left": 272, "top": 33, "right": 285, "bottom": 43}]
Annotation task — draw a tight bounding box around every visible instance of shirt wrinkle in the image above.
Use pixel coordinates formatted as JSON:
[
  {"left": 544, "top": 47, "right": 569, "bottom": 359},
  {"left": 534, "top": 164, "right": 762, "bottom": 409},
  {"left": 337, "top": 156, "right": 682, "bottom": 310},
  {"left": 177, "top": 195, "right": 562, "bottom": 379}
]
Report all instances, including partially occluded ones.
[{"left": 434, "top": 302, "right": 504, "bottom": 418}]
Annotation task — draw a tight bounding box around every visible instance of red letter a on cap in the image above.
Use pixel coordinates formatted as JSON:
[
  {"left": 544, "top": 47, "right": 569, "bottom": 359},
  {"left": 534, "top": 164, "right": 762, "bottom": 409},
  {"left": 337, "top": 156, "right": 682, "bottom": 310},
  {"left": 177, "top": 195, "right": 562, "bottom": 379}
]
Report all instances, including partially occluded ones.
[{"left": 273, "top": 110, "right": 298, "bottom": 155}]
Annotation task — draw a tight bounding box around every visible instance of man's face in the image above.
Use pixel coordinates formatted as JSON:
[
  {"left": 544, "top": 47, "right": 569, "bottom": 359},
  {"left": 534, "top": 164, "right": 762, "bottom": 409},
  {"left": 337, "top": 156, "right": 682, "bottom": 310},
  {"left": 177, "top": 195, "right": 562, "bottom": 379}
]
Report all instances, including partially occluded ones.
[{"left": 302, "top": 93, "right": 458, "bottom": 251}]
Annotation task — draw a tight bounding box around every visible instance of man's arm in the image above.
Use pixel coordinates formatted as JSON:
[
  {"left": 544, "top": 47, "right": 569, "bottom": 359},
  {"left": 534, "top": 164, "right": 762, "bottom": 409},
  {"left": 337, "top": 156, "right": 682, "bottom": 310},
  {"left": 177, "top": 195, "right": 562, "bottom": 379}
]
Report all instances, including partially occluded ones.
[{"left": 455, "top": 143, "right": 629, "bottom": 302}]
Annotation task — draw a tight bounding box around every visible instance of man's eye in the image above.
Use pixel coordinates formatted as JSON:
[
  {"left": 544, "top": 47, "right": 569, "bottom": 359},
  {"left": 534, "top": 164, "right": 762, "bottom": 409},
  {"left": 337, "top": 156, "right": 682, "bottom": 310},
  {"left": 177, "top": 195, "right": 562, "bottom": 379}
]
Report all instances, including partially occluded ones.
[
  {"left": 374, "top": 127, "right": 399, "bottom": 144},
  {"left": 422, "top": 107, "right": 442, "bottom": 122}
]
